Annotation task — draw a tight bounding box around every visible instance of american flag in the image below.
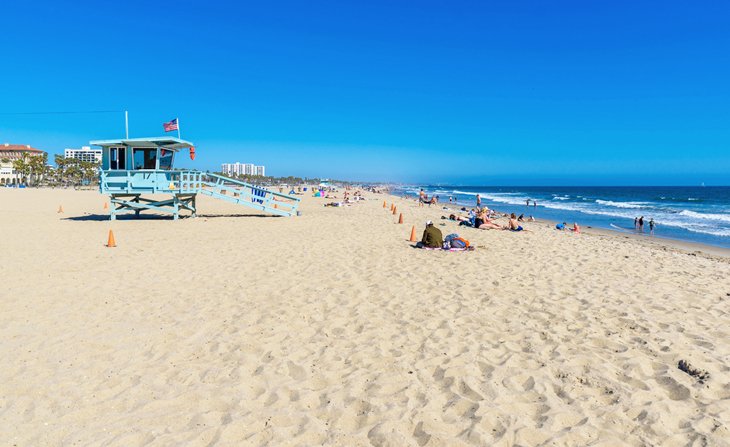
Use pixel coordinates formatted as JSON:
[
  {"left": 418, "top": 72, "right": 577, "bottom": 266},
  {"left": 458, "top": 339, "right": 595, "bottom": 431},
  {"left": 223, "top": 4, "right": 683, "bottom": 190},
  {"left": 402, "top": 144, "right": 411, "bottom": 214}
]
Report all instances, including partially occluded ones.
[{"left": 163, "top": 118, "right": 179, "bottom": 132}]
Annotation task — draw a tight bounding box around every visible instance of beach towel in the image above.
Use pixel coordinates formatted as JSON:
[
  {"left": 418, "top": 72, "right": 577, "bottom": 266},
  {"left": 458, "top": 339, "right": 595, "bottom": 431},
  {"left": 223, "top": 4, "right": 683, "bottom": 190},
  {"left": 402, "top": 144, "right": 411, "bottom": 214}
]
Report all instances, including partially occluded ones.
[{"left": 420, "top": 246, "right": 473, "bottom": 252}]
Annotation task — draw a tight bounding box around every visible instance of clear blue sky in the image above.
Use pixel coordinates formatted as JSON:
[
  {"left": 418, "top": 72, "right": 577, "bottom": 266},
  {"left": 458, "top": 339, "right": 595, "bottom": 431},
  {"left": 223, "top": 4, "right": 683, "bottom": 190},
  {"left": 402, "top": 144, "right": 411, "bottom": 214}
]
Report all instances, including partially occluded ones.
[{"left": 1, "top": 0, "right": 729, "bottom": 185}]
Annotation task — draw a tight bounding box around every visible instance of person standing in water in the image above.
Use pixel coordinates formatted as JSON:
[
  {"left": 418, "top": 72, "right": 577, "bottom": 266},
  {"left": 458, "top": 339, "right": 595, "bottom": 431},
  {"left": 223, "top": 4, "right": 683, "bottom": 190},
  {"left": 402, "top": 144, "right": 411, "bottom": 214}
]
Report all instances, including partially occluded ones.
[
  {"left": 476, "top": 194, "right": 482, "bottom": 210},
  {"left": 634, "top": 217, "right": 639, "bottom": 230},
  {"left": 638, "top": 216, "right": 644, "bottom": 232},
  {"left": 533, "top": 200, "right": 537, "bottom": 208},
  {"left": 649, "top": 218, "right": 655, "bottom": 235}
]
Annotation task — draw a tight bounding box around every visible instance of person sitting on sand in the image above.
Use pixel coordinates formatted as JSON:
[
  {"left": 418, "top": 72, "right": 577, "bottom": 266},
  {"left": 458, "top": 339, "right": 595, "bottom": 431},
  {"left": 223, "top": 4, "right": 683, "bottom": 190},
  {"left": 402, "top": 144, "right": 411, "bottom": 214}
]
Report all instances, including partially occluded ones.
[
  {"left": 475, "top": 209, "right": 502, "bottom": 230},
  {"left": 571, "top": 222, "right": 581, "bottom": 233},
  {"left": 504, "top": 213, "right": 526, "bottom": 231},
  {"left": 556, "top": 222, "right": 567, "bottom": 230},
  {"left": 517, "top": 213, "right": 524, "bottom": 222},
  {"left": 418, "top": 220, "right": 443, "bottom": 248},
  {"left": 473, "top": 209, "right": 484, "bottom": 228}
]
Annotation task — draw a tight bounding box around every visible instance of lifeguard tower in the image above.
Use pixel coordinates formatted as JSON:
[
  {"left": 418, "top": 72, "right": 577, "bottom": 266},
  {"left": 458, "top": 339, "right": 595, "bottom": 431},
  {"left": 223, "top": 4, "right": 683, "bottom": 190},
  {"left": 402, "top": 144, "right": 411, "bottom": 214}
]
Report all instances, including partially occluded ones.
[{"left": 94, "top": 137, "right": 300, "bottom": 220}]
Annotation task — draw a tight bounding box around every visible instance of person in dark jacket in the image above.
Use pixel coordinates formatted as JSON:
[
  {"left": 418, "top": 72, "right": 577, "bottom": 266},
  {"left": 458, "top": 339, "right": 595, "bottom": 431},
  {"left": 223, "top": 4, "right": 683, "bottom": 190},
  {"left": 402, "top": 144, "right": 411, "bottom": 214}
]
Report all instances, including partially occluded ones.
[{"left": 420, "top": 220, "right": 443, "bottom": 248}]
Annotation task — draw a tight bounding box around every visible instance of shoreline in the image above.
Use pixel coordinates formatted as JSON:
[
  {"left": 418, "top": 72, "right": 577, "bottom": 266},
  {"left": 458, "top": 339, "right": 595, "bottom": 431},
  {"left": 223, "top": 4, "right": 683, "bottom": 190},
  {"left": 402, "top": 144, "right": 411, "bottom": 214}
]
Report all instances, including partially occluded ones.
[
  {"left": 391, "top": 192, "right": 730, "bottom": 259},
  {"left": 390, "top": 185, "right": 730, "bottom": 254}
]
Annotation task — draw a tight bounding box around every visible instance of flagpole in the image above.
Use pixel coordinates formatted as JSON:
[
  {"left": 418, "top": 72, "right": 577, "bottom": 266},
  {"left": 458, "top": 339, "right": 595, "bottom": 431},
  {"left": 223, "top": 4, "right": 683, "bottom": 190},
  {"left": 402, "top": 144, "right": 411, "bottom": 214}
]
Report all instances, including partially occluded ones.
[
  {"left": 125, "top": 110, "right": 129, "bottom": 139},
  {"left": 177, "top": 117, "right": 181, "bottom": 139}
]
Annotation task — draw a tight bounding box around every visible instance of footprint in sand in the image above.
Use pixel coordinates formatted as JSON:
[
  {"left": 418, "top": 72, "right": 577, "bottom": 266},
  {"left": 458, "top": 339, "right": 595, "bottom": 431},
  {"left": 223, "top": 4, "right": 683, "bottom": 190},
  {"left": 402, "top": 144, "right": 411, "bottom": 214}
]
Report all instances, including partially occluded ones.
[
  {"left": 287, "top": 361, "right": 306, "bottom": 380},
  {"left": 655, "top": 375, "right": 691, "bottom": 400},
  {"left": 264, "top": 391, "right": 279, "bottom": 406},
  {"left": 523, "top": 376, "right": 535, "bottom": 391},
  {"left": 458, "top": 380, "right": 484, "bottom": 401},
  {"left": 413, "top": 421, "right": 431, "bottom": 446}
]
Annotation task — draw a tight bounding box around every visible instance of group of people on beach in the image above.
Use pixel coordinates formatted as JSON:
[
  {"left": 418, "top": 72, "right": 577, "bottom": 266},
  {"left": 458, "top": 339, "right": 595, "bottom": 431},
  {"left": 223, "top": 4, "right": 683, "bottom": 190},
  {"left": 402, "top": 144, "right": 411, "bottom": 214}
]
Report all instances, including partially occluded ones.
[
  {"left": 417, "top": 189, "right": 438, "bottom": 206},
  {"left": 322, "top": 188, "right": 367, "bottom": 207},
  {"left": 406, "top": 189, "right": 590, "bottom": 250},
  {"left": 443, "top": 208, "right": 529, "bottom": 232},
  {"left": 555, "top": 221, "right": 581, "bottom": 233},
  {"left": 634, "top": 216, "right": 656, "bottom": 234}
]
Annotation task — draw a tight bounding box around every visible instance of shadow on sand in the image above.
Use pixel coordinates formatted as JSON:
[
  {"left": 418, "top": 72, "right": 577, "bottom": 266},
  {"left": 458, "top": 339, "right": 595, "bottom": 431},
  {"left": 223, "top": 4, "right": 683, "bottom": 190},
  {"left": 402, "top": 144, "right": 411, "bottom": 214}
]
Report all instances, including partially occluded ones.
[{"left": 63, "top": 213, "right": 279, "bottom": 221}]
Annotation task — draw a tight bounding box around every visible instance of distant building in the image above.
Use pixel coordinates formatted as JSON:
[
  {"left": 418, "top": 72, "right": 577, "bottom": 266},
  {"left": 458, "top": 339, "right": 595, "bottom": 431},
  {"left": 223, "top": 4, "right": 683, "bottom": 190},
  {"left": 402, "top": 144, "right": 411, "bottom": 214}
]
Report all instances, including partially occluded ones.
[
  {"left": 221, "top": 162, "right": 266, "bottom": 177},
  {"left": 0, "top": 143, "right": 46, "bottom": 185},
  {"left": 64, "top": 146, "right": 102, "bottom": 164},
  {"left": 221, "top": 162, "right": 243, "bottom": 176}
]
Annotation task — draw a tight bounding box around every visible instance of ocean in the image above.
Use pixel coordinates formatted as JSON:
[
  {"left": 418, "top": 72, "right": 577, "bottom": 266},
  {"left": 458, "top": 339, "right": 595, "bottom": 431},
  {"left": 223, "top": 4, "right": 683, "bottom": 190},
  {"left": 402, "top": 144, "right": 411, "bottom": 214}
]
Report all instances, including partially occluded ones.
[{"left": 392, "top": 186, "right": 730, "bottom": 249}]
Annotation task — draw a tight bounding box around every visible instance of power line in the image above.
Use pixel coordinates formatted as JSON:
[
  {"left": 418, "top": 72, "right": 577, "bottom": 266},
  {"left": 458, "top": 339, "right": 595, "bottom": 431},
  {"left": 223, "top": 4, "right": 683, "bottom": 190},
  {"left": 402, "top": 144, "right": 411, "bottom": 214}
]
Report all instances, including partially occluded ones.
[{"left": 0, "top": 110, "right": 124, "bottom": 116}]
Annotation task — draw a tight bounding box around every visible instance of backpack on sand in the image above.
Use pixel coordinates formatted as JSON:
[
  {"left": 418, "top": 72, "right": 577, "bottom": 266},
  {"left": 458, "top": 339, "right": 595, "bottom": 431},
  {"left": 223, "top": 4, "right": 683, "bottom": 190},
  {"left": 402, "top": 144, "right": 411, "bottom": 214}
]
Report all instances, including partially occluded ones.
[{"left": 450, "top": 237, "right": 470, "bottom": 248}]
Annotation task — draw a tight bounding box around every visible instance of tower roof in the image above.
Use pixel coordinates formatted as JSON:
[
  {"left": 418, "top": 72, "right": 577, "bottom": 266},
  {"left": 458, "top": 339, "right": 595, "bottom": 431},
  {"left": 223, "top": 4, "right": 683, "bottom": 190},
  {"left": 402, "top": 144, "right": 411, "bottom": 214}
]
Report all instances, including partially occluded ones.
[{"left": 90, "top": 137, "right": 194, "bottom": 151}]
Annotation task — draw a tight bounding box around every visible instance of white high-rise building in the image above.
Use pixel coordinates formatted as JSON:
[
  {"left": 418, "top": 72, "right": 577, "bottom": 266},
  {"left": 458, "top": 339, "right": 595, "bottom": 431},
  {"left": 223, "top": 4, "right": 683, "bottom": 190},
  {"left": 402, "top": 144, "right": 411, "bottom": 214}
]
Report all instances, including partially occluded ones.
[
  {"left": 221, "top": 162, "right": 266, "bottom": 177},
  {"left": 221, "top": 162, "right": 244, "bottom": 176},
  {"left": 65, "top": 146, "right": 102, "bottom": 163}
]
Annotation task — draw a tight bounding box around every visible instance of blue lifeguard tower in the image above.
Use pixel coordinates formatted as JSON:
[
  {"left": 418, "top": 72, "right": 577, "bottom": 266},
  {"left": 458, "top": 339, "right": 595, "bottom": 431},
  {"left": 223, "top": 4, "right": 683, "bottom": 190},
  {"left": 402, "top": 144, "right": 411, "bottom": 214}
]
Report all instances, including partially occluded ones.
[{"left": 94, "top": 137, "right": 299, "bottom": 220}]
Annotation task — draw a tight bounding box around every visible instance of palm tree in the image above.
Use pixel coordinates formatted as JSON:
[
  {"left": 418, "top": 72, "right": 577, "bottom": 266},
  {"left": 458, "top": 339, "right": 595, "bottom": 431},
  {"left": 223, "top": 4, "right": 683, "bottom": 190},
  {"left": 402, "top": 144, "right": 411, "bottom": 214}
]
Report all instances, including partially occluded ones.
[
  {"left": 66, "top": 160, "right": 82, "bottom": 186},
  {"left": 79, "top": 160, "right": 99, "bottom": 186},
  {"left": 28, "top": 153, "right": 48, "bottom": 186},
  {"left": 12, "top": 154, "right": 28, "bottom": 185},
  {"left": 53, "top": 155, "right": 65, "bottom": 185}
]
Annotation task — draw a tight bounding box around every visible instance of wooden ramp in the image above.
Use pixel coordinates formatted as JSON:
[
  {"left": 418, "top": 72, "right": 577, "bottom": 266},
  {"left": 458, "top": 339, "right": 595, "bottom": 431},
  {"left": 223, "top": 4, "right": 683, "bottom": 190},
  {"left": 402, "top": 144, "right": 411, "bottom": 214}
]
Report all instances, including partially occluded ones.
[
  {"left": 100, "top": 170, "right": 300, "bottom": 219},
  {"left": 199, "top": 173, "right": 300, "bottom": 217}
]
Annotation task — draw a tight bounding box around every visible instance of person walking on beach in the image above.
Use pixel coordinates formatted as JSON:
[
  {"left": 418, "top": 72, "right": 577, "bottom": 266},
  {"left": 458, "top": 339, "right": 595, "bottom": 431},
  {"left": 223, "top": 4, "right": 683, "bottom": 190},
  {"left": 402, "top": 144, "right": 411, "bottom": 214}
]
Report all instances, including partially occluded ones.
[
  {"left": 649, "top": 218, "right": 655, "bottom": 235},
  {"left": 638, "top": 216, "right": 644, "bottom": 232},
  {"left": 476, "top": 194, "right": 482, "bottom": 210}
]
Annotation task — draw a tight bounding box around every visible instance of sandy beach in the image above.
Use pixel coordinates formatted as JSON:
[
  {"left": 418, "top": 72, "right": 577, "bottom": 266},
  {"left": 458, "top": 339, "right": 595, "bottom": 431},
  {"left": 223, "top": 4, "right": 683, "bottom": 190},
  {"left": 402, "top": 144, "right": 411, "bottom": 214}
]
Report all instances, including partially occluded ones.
[{"left": 1, "top": 187, "right": 729, "bottom": 446}]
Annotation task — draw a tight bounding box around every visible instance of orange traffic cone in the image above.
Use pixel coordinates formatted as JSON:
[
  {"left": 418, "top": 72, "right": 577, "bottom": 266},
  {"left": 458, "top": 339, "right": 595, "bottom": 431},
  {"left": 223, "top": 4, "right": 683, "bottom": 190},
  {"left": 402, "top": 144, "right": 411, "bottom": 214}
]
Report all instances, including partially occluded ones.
[
  {"left": 383, "top": 200, "right": 386, "bottom": 208},
  {"left": 57, "top": 205, "right": 63, "bottom": 213},
  {"left": 392, "top": 206, "right": 397, "bottom": 215},
  {"left": 103, "top": 202, "right": 108, "bottom": 210},
  {"left": 409, "top": 225, "right": 417, "bottom": 242},
  {"left": 106, "top": 230, "right": 116, "bottom": 248},
  {"left": 390, "top": 203, "right": 394, "bottom": 211},
  {"left": 398, "top": 213, "right": 404, "bottom": 224}
]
